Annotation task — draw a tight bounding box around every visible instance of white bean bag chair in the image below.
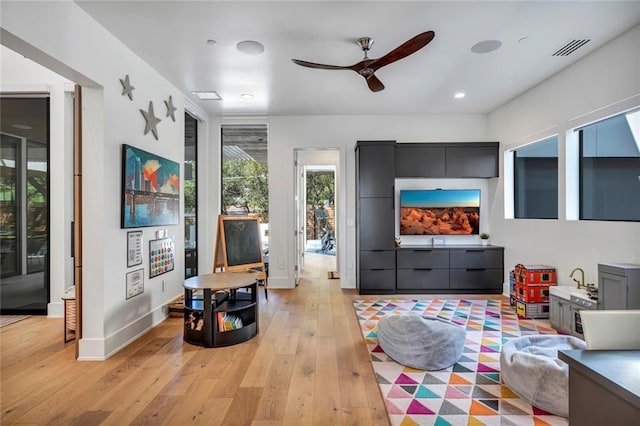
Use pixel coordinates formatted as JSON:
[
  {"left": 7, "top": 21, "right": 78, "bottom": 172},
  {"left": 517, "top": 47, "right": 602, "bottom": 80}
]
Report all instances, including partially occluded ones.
[
  {"left": 500, "top": 335, "right": 586, "bottom": 417},
  {"left": 377, "top": 313, "right": 466, "bottom": 371}
]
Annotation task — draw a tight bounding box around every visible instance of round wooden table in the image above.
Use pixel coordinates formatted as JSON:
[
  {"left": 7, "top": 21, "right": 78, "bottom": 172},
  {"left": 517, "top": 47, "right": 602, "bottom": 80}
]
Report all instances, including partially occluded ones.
[
  {"left": 183, "top": 271, "right": 258, "bottom": 292},
  {"left": 183, "top": 271, "right": 259, "bottom": 347}
]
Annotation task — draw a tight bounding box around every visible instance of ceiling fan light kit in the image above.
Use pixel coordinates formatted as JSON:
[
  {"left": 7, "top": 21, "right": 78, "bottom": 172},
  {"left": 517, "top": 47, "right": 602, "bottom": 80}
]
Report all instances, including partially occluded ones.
[{"left": 292, "top": 31, "right": 435, "bottom": 92}]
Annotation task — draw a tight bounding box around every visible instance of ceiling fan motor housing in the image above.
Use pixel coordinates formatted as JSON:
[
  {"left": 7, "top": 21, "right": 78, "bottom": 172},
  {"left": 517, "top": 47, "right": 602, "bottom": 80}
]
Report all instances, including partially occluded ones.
[{"left": 357, "top": 37, "right": 374, "bottom": 52}]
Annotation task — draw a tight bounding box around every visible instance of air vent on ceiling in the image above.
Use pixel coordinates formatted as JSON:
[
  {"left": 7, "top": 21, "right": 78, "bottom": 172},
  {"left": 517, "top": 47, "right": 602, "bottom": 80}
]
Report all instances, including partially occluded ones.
[{"left": 552, "top": 39, "right": 591, "bottom": 56}]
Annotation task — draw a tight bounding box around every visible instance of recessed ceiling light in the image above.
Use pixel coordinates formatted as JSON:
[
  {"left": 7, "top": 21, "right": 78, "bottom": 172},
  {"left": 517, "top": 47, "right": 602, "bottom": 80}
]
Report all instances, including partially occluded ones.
[
  {"left": 236, "top": 40, "right": 265, "bottom": 55},
  {"left": 454, "top": 92, "right": 466, "bottom": 99},
  {"left": 192, "top": 91, "right": 222, "bottom": 100},
  {"left": 12, "top": 123, "right": 32, "bottom": 130},
  {"left": 240, "top": 93, "right": 255, "bottom": 100},
  {"left": 471, "top": 40, "right": 502, "bottom": 54},
  {"left": 206, "top": 39, "right": 217, "bottom": 46}
]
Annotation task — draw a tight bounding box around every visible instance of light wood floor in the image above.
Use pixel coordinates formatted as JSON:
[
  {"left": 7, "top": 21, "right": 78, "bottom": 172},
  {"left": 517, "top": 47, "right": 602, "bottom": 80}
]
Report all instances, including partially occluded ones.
[{"left": 1, "top": 253, "right": 500, "bottom": 425}]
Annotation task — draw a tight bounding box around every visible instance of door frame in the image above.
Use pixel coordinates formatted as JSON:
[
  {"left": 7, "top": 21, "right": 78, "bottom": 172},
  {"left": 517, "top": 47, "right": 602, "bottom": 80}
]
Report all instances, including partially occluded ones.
[{"left": 293, "top": 148, "right": 340, "bottom": 280}]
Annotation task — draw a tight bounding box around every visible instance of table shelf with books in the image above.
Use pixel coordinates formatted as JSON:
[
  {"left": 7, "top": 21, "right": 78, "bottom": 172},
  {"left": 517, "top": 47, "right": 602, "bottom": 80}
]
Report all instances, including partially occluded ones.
[{"left": 183, "top": 272, "right": 259, "bottom": 348}]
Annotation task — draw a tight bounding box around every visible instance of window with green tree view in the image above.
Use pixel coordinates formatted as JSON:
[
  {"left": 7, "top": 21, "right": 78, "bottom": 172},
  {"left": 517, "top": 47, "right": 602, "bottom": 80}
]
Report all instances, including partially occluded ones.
[{"left": 221, "top": 125, "right": 269, "bottom": 245}]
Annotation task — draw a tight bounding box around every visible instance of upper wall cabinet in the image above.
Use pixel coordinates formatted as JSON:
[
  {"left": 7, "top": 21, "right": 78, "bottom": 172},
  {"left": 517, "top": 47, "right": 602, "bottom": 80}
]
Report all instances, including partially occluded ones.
[
  {"left": 356, "top": 141, "right": 395, "bottom": 197},
  {"left": 395, "top": 144, "right": 446, "bottom": 177},
  {"left": 392, "top": 142, "right": 499, "bottom": 178},
  {"left": 445, "top": 144, "right": 499, "bottom": 178}
]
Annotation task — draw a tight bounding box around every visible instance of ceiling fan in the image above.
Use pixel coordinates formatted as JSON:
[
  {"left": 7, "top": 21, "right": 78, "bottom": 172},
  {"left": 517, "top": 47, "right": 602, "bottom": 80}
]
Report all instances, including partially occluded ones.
[{"left": 291, "top": 31, "right": 435, "bottom": 92}]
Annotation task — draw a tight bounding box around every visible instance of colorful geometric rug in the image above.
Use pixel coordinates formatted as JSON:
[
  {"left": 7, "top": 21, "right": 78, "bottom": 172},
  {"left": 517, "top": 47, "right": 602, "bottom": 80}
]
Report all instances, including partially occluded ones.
[{"left": 353, "top": 299, "right": 569, "bottom": 426}]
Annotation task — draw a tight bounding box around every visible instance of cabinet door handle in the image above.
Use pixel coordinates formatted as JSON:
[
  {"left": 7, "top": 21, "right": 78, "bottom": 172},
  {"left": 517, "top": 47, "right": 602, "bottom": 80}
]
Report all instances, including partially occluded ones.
[
  {"left": 371, "top": 268, "right": 385, "bottom": 271},
  {"left": 371, "top": 250, "right": 384, "bottom": 252},
  {"left": 414, "top": 249, "right": 433, "bottom": 252},
  {"left": 466, "top": 268, "right": 486, "bottom": 271},
  {"left": 414, "top": 268, "right": 433, "bottom": 271},
  {"left": 466, "top": 249, "right": 484, "bottom": 252}
]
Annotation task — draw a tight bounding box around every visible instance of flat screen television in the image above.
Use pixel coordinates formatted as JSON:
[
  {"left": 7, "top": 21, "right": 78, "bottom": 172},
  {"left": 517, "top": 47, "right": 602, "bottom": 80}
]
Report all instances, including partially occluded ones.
[{"left": 399, "top": 189, "right": 480, "bottom": 235}]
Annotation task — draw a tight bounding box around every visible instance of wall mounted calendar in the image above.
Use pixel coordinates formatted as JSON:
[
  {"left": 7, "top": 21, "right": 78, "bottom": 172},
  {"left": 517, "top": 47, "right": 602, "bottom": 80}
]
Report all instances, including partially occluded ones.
[
  {"left": 127, "top": 230, "right": 143, "bottom": 267},
  {"left": 149, "top": 237, "right": 175, "bottom": 278}
]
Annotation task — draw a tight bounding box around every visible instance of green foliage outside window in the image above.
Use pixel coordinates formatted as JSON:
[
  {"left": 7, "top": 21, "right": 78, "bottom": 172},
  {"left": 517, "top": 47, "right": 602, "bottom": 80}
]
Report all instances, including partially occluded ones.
[
  {"left": 306, "top": 171, "right": 334, "bottom": 208},
  {"left": 222, "top": 159, "right": 269, "bottom": 222}
]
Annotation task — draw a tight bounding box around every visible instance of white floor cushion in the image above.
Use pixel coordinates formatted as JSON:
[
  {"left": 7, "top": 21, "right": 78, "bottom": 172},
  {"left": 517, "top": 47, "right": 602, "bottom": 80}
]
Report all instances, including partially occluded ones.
[
  {"left": 500, "top": 334, "right": 586, "bottom": 417},
  {"left": 377, "top": 313, "right": 466, "bottom": 371}
]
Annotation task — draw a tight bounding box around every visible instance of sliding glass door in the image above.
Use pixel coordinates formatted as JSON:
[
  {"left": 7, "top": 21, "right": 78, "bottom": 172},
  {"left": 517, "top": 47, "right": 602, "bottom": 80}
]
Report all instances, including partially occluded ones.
[{"left": 0, "top": 96, "right": 49, "bottom": 314}]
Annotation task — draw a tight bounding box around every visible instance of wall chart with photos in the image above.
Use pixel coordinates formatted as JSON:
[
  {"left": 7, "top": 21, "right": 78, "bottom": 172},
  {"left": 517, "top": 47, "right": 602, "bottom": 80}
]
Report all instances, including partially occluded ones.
[{"left": 149, "top": 237, "right": 175, "bottom": 278}]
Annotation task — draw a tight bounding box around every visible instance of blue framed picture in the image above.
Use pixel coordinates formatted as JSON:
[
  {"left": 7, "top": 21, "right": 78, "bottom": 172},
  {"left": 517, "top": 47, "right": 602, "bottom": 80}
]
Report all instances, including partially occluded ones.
[{"left": 121, "top": 144, "right": 180, "bottom": 228}]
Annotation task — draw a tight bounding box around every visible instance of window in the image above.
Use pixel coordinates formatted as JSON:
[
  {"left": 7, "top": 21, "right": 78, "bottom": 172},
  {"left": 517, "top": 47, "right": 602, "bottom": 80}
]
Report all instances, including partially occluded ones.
[
  {"left": 513, "top": 136, "right": 558, "bottom": 219},
  {"left": 184, "top": 112, "right": 197, "bottom": 278},
  {"left": 579, "top": 109, "right": 640, "bottom": 221},
  {"left": 220, "top": 125, "right": 269, "bottom": 250}
]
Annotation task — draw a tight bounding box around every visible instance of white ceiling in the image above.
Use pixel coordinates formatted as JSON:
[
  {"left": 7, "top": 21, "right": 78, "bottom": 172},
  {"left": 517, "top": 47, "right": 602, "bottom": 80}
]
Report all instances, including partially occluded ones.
[{"left": 75, "top": 1, "right": 640, "bottom": 117}]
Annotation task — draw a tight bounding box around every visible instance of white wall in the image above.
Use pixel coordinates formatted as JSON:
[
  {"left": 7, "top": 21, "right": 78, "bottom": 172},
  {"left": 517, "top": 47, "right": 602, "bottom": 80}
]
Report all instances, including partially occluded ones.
[
  {"left": 1, "top": 1, "right": 209, "bottom": 359},
  {"left": 489, "top": 25, "right": 640, "bottom": 292},
  {"left": 0, "top": 46, "right": 74, "bottom": 317},
  {"left": 268, "top": 115, "right": 489, "bottom": 288}
]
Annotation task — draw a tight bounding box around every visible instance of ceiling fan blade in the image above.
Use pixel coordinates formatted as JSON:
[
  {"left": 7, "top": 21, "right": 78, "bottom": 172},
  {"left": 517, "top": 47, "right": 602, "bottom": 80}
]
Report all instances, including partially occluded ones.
[
  {"left": 291, "top": 59, "right": 352, "bottom": 70},
  {"left": 369, "top": 31, "right": 435, "bottom": 71},
  {"left": 365, "top": 74, "right": 385, "bottom": 92}
]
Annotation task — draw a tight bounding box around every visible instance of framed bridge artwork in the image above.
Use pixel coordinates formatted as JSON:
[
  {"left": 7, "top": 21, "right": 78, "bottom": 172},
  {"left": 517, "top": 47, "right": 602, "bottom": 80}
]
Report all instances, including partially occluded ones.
[{"left": 121, "top": 144, "right": 180, "bottom": 228}]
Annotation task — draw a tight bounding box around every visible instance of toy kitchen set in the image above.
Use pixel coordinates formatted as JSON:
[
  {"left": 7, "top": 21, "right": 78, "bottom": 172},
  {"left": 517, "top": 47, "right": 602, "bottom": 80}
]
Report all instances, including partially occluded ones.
[{"left": 510, "top": 263, "right": 640, "bottom": 338}]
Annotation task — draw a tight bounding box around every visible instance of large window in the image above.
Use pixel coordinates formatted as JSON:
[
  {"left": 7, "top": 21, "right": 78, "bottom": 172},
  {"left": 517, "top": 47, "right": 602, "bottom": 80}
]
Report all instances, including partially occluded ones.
[
  {"left": 221, "top": 125, "right": 268, "bottom": 250},
  {"left": 579, "top": 109, "right": 640, "bottom": 221},
  {"left": 513, "top": 136, "right": 558, "bottom": 219}
]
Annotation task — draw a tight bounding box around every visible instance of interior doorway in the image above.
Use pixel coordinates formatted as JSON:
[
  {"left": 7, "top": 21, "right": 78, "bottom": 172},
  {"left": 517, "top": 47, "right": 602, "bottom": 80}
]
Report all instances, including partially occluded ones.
[{"left": 293, "top": 149, "right": 339, "bottom": 283}]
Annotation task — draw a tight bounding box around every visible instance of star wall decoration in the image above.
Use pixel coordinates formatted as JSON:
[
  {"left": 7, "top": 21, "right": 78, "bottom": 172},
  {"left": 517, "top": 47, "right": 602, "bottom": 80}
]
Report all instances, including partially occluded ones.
[
  {"left": 140, "top": 101, "right": 161, "bottom": 140},
  {"left": 119, "top": 74, "right": 135, "bottom": 100},
  {"left": 164, "top": 95, "right": 177, "bottom": 122}
]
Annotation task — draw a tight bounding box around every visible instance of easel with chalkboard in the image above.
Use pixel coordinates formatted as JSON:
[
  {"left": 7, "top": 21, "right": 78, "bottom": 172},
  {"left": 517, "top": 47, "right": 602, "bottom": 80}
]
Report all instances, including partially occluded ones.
[{"left": 214, "top": 215, "right": 268, "bottom": 299}]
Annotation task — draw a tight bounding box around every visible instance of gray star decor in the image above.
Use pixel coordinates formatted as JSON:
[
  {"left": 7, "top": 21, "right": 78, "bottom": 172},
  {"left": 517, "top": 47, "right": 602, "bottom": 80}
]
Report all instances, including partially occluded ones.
[
  {"left": 164, "top": 95, "right": 177, "bottom": 122},
  {"left": 119, "top": 74, "right": 135, "bottom": 100},
  {"left": 140, "top": 101, "right": 161, "bottom": 140}
]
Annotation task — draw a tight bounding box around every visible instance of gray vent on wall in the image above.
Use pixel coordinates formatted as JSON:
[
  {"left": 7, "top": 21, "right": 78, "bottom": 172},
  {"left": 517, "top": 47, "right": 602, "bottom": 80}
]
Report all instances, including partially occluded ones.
[{"left": 552, "top": 39, "right": 591, "bottom": 56}]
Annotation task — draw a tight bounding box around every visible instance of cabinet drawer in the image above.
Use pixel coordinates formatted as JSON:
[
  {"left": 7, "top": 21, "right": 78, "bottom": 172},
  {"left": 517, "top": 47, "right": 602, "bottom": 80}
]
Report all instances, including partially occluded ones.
[
  {"left": 450, "top": 249, "right": 503, "bottom": 269},
  {"left": 450, "top": 269, "right": 503, "bottom": 290},
  {"left": 397, "top": 269, "right": 449, "bottom": 290},
  {"left": 397, "top": 249, "right": 449, "bottom": 269},
  {"left": 360, "top": 250, "right": 395, "bottom": 269},
  {"left": 359, "top": 269, "right": 396, "bottom": 292}
]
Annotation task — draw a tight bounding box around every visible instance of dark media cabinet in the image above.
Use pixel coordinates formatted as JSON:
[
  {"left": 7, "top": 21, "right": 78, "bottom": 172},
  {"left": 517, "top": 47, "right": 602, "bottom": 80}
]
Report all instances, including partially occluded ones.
[{"left": 355, "top": 140, "right": 503, "bottom": 294}]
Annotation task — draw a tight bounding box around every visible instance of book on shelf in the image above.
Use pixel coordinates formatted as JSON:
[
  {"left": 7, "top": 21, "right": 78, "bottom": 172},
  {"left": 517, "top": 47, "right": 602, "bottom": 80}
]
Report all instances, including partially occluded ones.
[{"left": 216, "top": 312, "right": 243, "bottom": 331}]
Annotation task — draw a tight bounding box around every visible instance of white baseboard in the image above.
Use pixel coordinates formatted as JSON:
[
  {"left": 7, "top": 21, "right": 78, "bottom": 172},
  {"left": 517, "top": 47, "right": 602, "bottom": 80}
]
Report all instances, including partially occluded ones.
[
  {"left": 77, "top": 303, "right": 169, "bottom": 360},
  {"left": 47, "top": 300, "right": 64, "bottom": 318},
  {"left": 266, "top": 276, "right": 295, "bottom": 289}
]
